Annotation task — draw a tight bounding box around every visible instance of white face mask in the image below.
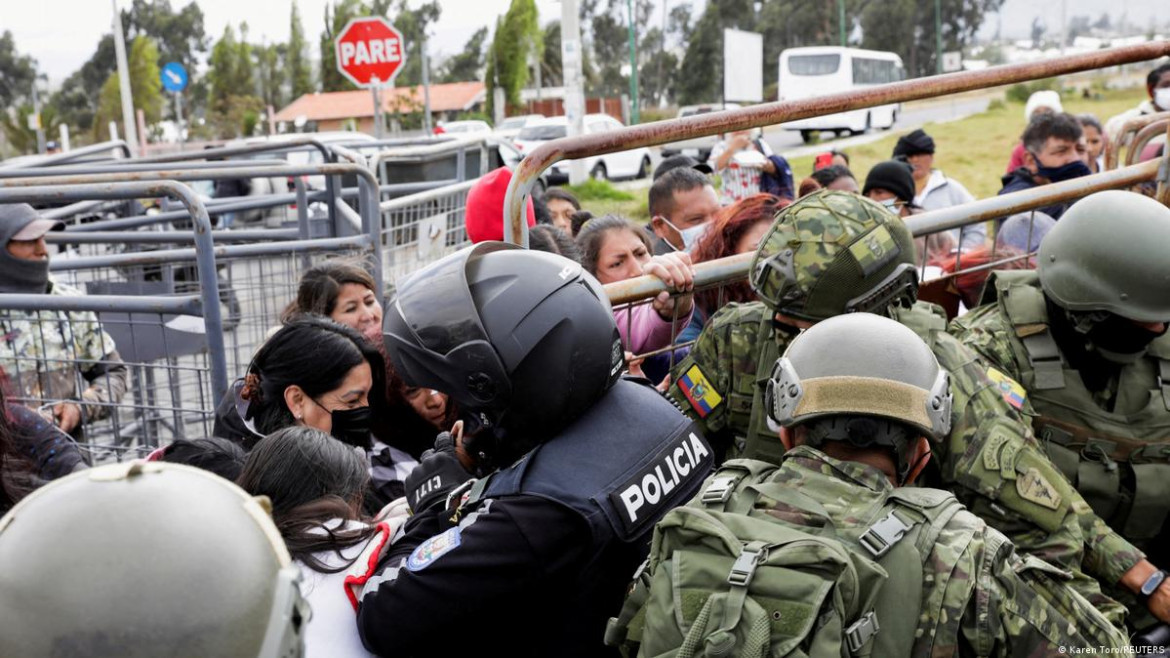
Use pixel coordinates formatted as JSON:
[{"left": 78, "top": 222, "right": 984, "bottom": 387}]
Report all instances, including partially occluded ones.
[
  {"left": 659, "top": 217, "right": 710, "bottom": 252},
  {"left": 1156, "top": 87, "right": 1170, "bottom": 112}
]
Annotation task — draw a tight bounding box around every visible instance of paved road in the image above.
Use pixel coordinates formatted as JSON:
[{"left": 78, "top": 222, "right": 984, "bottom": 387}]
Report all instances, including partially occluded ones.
[{"left": 760, "top": 95, "right": 994, "bottom": 158}]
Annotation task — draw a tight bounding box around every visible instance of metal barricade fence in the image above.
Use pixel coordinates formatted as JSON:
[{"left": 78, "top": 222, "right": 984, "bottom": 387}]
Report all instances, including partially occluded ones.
[
  {"left": 604, "top": 159, "right": 1167, "bottom": 364},
  {"left": 379, "top": 179, "right": 476, "bottom": 284},
  {"left": 504, "top": 41, "right": 1170, "bottom": 244},
  {"left": 0, "top": 293, "right": 212, "bottom": 462}
]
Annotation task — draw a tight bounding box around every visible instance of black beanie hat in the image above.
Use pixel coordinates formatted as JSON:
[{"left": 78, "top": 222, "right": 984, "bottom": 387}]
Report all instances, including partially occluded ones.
[
  {"left": 892, "top": 129, "right": 935, "bottom": 158},
  {"left": 862, "top": 160, "right": 917, "bottom": 205}
]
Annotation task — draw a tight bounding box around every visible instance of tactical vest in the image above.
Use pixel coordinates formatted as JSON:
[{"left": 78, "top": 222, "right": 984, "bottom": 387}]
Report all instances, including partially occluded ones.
[
  {"left": 473, "top": 378, "right": 716, "bottom": 555},
  {"left": 988, "top": 270, "right": 1170, "bottom": 546},
  {"left": 607, "top": 454, "right": 988, "bottom": 657}
]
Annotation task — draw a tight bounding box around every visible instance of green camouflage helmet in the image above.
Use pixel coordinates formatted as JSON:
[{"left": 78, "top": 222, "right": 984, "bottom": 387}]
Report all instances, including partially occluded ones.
[
  {"left": 1039, "top": 190, "right": 1170, "bottom": 322},
  {"left": 0, "top": 461, "right": 309, "bottom": 658},
  {"left": 750, "top": 190, "right": 918, "bottom": 321},
  {"left": 766, "top": 313, "right": 952, "bottom": 442}
]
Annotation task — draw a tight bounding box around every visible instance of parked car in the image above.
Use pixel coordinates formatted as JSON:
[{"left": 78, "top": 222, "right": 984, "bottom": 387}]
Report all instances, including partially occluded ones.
[
  {"left": 660, "top": 103, "right": 742, "bottom": 163},
  {"left": 437, "top": 120, "right": 493, "bottom": 136},
  {"left": 219, "top": 131, "right": 377, "bottom": 226},
  {"left": 512, "top": 114, "right": 652, "bottom": 182},
  {"left": 493, "top": 114, "right": 545, "bottom": 140}
]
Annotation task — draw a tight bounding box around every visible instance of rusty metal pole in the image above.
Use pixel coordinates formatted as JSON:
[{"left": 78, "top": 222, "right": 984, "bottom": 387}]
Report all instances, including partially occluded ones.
[
  {"left": 1107, "top": 110, "right": 1170, "bottom": 169},
  {"left": 505, "top": 41, "right": 1170, "bottom": 245},
  {"left": 1125, "top": 118, "right": 1170, "bottom": 166},
  {"left": 601, "top": 160, "right": 1164, "bottom": 304}
]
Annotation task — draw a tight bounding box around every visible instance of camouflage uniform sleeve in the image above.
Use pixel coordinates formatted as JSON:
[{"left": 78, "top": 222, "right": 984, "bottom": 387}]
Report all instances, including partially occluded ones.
[
  {"left": 955, "top": 525, "right": 1129, "bottom": 656},
  {"left": 947, "top": 309, "right": 1147, "bottom": 591},
  {"left": 667, "top": 303, "right": 765, "bottom": 456},
  {"left": 929, "top": 332, "right": 1129, "bottom": 626}
]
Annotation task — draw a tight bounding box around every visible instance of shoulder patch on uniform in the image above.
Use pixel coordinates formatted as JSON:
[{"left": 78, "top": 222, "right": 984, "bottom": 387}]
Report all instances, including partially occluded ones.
[
  {"left": 847, "top": 224, "right": 899, "bottom": 276},
  {"left": 1016, "top": 468, "right": 1063, "bottom": 510},
  {"left": 405, "top": 526, "right": 461, "bottom": 572},
  {"left": 986, "top": 367, "right": 1027, "bottom": 410},
  {"left": 983, "top": 431, "right": 1009, "bottom": 471},
  {"left": 677, "top": 365, "right": 723, "bottom": 418}
]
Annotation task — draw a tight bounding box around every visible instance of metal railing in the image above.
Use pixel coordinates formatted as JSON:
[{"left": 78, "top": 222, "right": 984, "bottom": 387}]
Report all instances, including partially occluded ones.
[
  {"left": 505, "top": 41, "right": 1170, "bottom": 246},
  {"left": 603, "top": 158, "right": 1168, "bottom": 361},
  {"left": 1106, "top": 111, "right": 1170, "bottom": 169},
  {"left": 378, "top": 178, "right": 477, "bottom": 283}
]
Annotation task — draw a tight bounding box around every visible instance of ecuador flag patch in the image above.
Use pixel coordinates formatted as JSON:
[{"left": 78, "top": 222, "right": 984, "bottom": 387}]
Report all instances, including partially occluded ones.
[
  {"left": 678, "top": 365, "right": 723, "bottom": 418},
  {"left": 987, "top": 367, "right": 1027, "bottom": 410}
]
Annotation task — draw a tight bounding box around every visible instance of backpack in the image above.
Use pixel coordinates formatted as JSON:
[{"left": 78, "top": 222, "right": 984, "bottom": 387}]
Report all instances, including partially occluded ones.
[{"left": 605, "top": 458, "right": 968, "bottom": 658}]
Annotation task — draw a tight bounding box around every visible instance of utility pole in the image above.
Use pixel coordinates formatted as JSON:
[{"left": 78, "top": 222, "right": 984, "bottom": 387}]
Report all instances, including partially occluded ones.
[
  {"left": 626, "top": 0, "right": 640, "bottom": 124},
  {"left": 839, "top": 0, "right": 846, "bottom": 47},
  {"left": 421, "top": 34, "right": 433, "bottom": 134},
  {"left": 561, "top": 0, "right": 587, "bottom": 184},
  {"left": 935, "top": 0, "right": 943, "bottom": 75},
  {"left": 111, "top": 0, "right": 139, "bottom": 154},
  {"left": 30, "top": 78, "right": 46, "bottom": 154},
  {"left": 1060, "top": 0, "right": 1068, "bottom": 55}
]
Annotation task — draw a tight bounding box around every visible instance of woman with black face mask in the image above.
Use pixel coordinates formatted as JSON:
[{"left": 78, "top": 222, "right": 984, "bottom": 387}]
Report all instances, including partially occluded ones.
[{"left": 211, "top": 317, "right": 404, "bottom": 511}]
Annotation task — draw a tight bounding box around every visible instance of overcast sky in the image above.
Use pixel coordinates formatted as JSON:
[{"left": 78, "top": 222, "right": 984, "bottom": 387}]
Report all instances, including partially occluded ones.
[{"left": 5, "top": 0, "right": 1166, "bottom": 86}]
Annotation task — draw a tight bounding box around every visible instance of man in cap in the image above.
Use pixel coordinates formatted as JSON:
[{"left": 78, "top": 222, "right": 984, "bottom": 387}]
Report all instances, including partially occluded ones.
[
  {"left": 893, "top": 128, "right": 984, "bottom": 251},
  {"left": 666, "top": 190, "right": 1167, "bottom": 627},
  {"left": 951, "top": 190, "right": 1170, "bottom": 627},
  {"left": 0, "top": 204, "right": 127, "bottom": 435}
]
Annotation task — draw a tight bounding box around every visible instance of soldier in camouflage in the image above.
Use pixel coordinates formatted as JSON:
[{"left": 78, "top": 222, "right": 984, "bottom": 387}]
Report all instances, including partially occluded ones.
[
  {"left": 666, "top": 190, "right": 1163, "bottom": 627},
  {"left": 761, "top": 313, "right": 1128, "bottom": 654},
  {"left": 0, "top": 204, "right": 128, "bottom": 436},
  {"left": 950, "top": 190, "right": 1170, "bottom": 626}
]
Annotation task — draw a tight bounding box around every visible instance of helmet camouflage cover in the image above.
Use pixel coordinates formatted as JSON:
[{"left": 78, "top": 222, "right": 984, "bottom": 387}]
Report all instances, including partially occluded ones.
[{"left": 750, "top": 190, "right": 918, "bottom": 321}]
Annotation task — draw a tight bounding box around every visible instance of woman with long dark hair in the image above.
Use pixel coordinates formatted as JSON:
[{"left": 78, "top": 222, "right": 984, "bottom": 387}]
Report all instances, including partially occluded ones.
[{"left": 238, "top": 426, "right": 396, "bottom": 658}]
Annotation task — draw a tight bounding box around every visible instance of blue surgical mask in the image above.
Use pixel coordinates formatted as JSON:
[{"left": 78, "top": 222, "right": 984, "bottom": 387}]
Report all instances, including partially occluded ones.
[{"left": 1030, "top": 153, "right": 1091, "bottom": 183}]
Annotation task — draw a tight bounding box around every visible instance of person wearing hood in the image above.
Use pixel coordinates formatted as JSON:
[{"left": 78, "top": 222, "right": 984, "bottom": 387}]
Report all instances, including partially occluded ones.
[
  {"left": 894, "top": 128, "right": 985, "bottom": 252},
  {"left": 1104, "top": 61, "right": 1170, "bottom": 144},
  {"left": 1006, "top": 90, "right": 1064, "bottom": 173},
  {"left": 0, "top": 204, "right": 128, "bottom": 437},
  {"left": 999, "top": 112, "right": 1090, "bottom": 221}
]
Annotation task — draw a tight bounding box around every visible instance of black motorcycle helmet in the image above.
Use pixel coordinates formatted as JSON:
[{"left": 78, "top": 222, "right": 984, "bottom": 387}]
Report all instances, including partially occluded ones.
[{"left": 384, "top": 242, "right": 624, "bottom": 463}]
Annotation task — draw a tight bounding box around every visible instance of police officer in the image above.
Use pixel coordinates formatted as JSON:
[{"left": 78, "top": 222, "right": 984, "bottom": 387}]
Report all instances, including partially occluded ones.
[
  {"left": 951, "top": 190, "right": 1170, "bottom": 624},
  {"left": 0, "top": 461, "right": 309, "bottom": 657},
  {"left": 356, "top": 242, "right": 714, "bottom": 656},
  {"left": 666, "top": 190, "right": 1158, "bottom": 626},
  {"left": 761, "top": 314, "right": 1126, "bottom": 654}
]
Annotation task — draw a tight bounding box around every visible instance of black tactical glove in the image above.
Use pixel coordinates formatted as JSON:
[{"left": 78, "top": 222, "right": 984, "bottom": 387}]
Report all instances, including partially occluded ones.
[{"left": 405, "top": 430, "right": 474, "bottom": 515}]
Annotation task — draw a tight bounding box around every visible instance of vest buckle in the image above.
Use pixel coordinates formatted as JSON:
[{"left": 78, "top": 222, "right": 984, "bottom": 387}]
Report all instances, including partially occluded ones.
[{"left": 859, "top": 511, "right": 915, "bottom": 558}]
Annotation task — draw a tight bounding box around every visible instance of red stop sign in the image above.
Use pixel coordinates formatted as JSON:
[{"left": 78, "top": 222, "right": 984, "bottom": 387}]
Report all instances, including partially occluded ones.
[{"left": 335, "top": 17, "right": 407, "bottom": 88}]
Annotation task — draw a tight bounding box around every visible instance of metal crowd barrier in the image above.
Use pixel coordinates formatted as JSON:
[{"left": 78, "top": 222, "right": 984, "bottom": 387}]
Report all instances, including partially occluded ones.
[
  {"left": 378, "top": 179, "right": 477, "bottom": 283},
  {"left": 1106, "top": 111, "right": 1170, "bottom": 170},
  {"left": 504, "top": 41, "right": 1170, "bottom": 246},
  {"left": 603, "top": 158, "right": 1169, "bottom": 363}
]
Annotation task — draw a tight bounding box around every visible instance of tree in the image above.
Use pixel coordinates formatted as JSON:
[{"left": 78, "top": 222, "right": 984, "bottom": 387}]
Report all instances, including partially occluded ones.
[
  {"left": 860, "top": 0, "right": 1005, "bottom": 77},
  {"left": 386, "top": 0, "right": 442, "bottom": 87},
  {"left": 320, "top": 0, "right": 367, "bottom": 92},
  {"left": 92, "top": 36, "right": 163, "bottom": 141},
  {"left": 206, "top": 24, "right": 263, "bottom": 138},
  {"left": 1, "top": 104, "right": 61, "bottom": 155},
  {"left": 0, "top": 30, "right": 37, "bottom": 108},
  {"left": 441, "top": 27, "right": 489, "bottom": 83},
  {"left": 255, "top": 43, "right": 285, "bottom": 110},
  {"left": 288, "top": 1, "right": 313, "bottom": 98},
  {"left": 674, "top": 0, "right": 757, "bottom": 104},
  {"left": 539, "top": 22, "right": 562, "bottom": 87},
  {"left": 486, "top": 0, "right": 541, "bottom": 116}
]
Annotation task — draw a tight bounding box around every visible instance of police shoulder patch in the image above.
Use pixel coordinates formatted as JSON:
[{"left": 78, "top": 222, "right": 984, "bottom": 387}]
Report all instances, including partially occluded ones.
[
  {"left": 405, "top": 527, "right": 461, "bottom": 572},
  {"left": 986, "top": 367, "right": 1027, "bottom": 410},
  {"left": 1016, "top": 467, "right": 1063, "bottom": 511},
  {"left": 677, "top": 365, "right": 723, "bottom": 419}
]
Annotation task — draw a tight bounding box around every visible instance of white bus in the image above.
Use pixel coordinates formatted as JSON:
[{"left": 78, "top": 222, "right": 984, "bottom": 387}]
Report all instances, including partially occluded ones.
[{"left": 778, "top": 47, "right": 905, "bottom": 143}]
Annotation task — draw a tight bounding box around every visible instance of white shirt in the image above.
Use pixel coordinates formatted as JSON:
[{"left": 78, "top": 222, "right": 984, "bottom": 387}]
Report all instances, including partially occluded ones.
[{"left": 297, "top": 520, "right": 379, "bottom": 658}]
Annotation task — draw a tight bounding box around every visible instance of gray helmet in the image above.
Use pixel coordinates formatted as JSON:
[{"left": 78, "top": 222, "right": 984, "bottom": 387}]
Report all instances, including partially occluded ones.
[
  {"left": 1039, "top": 190, "right": 1170, "bottom": 323},
  {"left": 766, "top": 313, "right": 952, "bottom": 441},
  {"left": 0, "top": 461, "right": 308, "bottom": 658}
]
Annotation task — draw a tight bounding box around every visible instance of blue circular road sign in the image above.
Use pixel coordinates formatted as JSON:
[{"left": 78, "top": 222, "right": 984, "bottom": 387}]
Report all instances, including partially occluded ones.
[{"left": 161, "top": 62, "right": 188, "bottom": 93}]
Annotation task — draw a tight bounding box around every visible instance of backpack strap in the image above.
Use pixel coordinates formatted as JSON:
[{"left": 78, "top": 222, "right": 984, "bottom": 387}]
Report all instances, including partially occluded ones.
[
  {"left": 698, "top": 459, "right": 778, "bottom": 514},
  {"left": 995, "top": 275, "right": 1067, "bottom": 390},
  {"left": 1147, "top": 336, "right": 1170, "bottom": 411},
  {"left": 604, "top": 557, "right": 652, "bottom": 653}
]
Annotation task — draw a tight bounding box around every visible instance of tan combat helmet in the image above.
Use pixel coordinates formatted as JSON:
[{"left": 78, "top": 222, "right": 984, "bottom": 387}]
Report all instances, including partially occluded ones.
[{"left": 0, "top": 461, "right": 310, "bottom": 658}]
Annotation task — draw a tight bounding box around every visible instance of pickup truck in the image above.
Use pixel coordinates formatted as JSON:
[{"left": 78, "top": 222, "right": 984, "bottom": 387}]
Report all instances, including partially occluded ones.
[{"left": 659, "top": 103, "right": 741, "bottom": 163}]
